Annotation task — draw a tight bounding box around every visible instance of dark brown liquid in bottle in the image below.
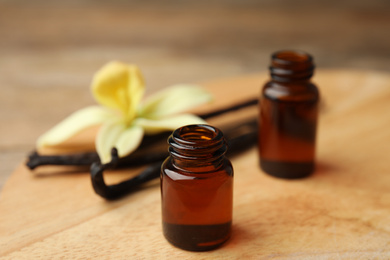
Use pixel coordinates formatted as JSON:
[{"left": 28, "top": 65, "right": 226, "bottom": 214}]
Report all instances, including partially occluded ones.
[
  {"left": 259, "top": 50, "right": 319, "bottom": 178},
  {"left": 161, "top": 125, "right": 233, "bottom": 251}
]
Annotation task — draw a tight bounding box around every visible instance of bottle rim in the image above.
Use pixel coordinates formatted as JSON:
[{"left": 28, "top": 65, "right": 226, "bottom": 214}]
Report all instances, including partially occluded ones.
[
  {"left": 172, "top": 124, "right": 223, "bottom": 146},
  {"left": 168, "top": 124, "right": 227, "bottom": 162},
  {"left": 271, "top": 50, "right": 313, "bottom": 66},
  {"left": 270, "top": 50, "right": 315, "bottom": 81}
]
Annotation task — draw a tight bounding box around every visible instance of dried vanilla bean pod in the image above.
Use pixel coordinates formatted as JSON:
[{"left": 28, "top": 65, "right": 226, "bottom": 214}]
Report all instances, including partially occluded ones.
[
  {"left": 198, "top": 98, "right": 258, "bottom": 119},
  {"left": 90, "top": 119, "right": 257, "bottom": 200},
  {"left": 226, "top": 120, "right": 258, "bottom": 157},
  {"left": 91, "top": 160, "right": 162, "bottom": 200},
  {"left": 26, "top": 131, "right": 171, "bottom": 170},
  {"left": 27, "top": 145, "right": 169, "bottom": 170},
  {"left": 26, "top": 98, "right": 258, "bottom": 170},
  {"left": 27, "top": 151, "right": 99, "bottom": 170},
  {"left": 90, "top": 146, "right": 163, "bottom": 200}
]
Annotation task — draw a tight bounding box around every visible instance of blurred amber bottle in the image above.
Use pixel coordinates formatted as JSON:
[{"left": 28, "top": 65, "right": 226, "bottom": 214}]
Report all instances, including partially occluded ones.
[
  {"left": 259, "top": 50, "right": 320, "bottom": 178},
  {"left": 161, "top": 124, "right": 233, "bottom": 251}
]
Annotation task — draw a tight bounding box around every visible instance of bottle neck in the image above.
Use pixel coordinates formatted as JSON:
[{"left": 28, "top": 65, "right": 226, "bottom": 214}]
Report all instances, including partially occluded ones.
[
  {"left": 168, "top": 125, "right": 227, "bottom": 171},
  {"left": 269, "top": 50, "right": 315, "bottom": 83}
]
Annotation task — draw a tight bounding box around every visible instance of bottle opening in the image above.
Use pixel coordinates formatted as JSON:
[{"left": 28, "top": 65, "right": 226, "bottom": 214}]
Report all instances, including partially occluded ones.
[
  {"left": 272, "top": 50, "right": 312, "bottom": 65},
  {"left": 175, "top": 125, "right": 220, "bottom": 143}
]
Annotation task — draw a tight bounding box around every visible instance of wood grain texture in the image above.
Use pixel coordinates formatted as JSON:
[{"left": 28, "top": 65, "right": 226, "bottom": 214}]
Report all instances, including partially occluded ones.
[{"left": 1, "top": 70, "right": 390, "bottom": 259}]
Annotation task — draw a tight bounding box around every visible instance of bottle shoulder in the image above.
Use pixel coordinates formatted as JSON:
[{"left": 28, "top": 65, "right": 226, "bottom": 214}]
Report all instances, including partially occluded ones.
[{"left": 262, "top": 80, "right": 319, "bottom": 102}]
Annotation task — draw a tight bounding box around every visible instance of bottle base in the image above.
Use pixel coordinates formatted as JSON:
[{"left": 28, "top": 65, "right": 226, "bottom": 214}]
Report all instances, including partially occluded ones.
[
  {"left": 163, "top": 221, "right": 231, "bottom": 251},
  {"left": 260, "top": 159, "right": 314, "bottom": 179}
]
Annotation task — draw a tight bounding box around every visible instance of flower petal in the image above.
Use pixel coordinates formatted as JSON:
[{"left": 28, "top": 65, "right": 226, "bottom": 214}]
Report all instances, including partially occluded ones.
[
  {"left": 95, "top": 120, "right": 126, "bottom": 164},
  {"left": 134, "top": 114, "right": 207, "bottom": 135},
  {"left": 126, "top": 66, "right": 145, "bottom": 122},
  {"left": 37, "top": 106, "right": 113, "bottom": 148},
  {"left": 96, "top": 122, "right": 144, "bottom": 164},
  {"left": 91, "top": 61, "right": 145, "bottom": 121},
  {"left": 139, "top": 84, "right": 212, "bottom": 119},
  {"left": 115, "top": 125, "right": 144, "bottom": 159}
]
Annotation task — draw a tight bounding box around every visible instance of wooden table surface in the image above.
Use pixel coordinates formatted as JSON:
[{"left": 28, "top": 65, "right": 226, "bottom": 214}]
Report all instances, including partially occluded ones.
[
  {"left": 1, "top": 1, "right": 390, "bottom": 258},
  {"left": 1, "top": 70, "right": 390, "bottom": 259}
]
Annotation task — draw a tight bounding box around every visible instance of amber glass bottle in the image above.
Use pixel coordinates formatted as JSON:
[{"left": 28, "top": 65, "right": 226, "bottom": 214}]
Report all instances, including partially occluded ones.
[
  {"left": 161, "top": 124, "right": 233, "bottom": 251},
  {"left": 259, "top": 50, "right": 319, "bottom": 178}
]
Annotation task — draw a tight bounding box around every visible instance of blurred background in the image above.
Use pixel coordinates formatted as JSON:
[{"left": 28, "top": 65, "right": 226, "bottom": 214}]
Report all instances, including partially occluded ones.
[{"left": 1, "top": 0, "right": 389, "bottom": 189}]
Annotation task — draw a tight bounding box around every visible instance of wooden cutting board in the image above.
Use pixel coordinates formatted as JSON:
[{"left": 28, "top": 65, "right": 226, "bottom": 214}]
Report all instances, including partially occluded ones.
[{"left": 1, "top": 70, "right": 390, "bottom": 259}]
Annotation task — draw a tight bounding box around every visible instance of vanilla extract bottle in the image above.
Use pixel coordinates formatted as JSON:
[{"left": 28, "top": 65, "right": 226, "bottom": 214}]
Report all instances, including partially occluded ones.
[
  {"left": 161, "top": 124, "right": 233, "bottom": 251},
  {"left": 259, "top": 50, "right": 320, "bottom": 178}
]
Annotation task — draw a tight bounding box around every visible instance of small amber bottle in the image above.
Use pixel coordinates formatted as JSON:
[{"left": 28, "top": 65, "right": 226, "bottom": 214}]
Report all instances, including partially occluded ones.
[
  {"left": 259, "top": 50, "right": 319, "bottom": 178},
  {"left": 161, "top": 124, "right": 233, "bottom": 251}
]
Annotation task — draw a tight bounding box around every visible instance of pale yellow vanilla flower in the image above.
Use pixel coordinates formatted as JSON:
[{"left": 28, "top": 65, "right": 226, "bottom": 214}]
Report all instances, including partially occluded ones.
[{"left": 37, "top": 61, "right": 213, "bottom": 163}]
